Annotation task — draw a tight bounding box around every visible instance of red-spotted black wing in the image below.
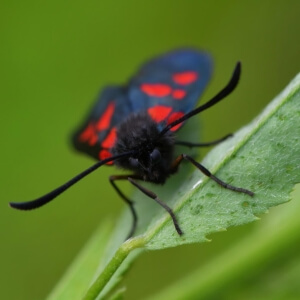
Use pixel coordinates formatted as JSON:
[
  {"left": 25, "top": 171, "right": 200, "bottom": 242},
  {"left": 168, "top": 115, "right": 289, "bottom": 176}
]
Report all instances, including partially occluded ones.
[
  {"left": 128, "top": 49, "right": 212, "bottom": 131},
  {"left": 72, "top": 49, "right": 212, "bottom": 162},
  {"left": 72, "top": 86, "right": 132, "bottom": 164}
]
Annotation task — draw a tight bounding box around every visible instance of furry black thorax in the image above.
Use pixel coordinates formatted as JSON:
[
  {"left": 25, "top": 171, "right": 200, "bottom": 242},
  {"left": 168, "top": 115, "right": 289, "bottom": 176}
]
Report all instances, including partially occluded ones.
[{"left": 112, "top": 112, "right": 175, "bottom": 183}]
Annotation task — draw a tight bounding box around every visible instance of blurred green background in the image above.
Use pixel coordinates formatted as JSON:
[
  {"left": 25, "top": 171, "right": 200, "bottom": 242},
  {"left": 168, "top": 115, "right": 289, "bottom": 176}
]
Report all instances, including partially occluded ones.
[{"left": 1, "top": 1, "right": 299, "bottom": 299}]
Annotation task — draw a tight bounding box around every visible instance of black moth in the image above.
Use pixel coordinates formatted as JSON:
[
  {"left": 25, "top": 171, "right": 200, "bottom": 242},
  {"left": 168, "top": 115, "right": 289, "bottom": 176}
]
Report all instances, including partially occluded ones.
[{"left": 10, "top": 50, "right": 254, "bottom": 239}]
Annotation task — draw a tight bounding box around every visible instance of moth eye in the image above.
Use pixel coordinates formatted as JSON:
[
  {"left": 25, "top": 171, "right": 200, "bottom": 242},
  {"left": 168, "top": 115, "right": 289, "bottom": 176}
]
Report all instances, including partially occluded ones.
[
  {"left": 129, "top": 157, "right": 139, "bottom": 168},
  {"left": 150, "top": 148, "right": 161, "bottom": 164}
]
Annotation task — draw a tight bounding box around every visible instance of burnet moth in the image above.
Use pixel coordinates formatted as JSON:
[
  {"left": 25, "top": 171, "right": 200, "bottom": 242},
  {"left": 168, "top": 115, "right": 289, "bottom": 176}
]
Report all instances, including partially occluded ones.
[{"left": 10, "top": 49, "right": 254, "bottom": 239}]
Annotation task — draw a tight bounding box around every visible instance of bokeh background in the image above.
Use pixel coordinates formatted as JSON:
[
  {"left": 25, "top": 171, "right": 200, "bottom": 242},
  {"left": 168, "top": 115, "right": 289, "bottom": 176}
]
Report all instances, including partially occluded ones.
[{"left": 1, "top": 1, "right": 299, "bottom": 299}]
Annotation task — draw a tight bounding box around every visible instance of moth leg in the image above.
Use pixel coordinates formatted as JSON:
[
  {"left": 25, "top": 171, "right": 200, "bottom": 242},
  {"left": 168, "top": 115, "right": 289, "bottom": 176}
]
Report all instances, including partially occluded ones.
[
  {"left": 175, "top": 133, "right": 232, "bottom": 148},
  {"left": 109, "top": 174, "right": 143, "bottom": 239},
  {"left": 127, "top": 177, "right": 183, "bottom": 236},
  {"left": 170, "top": 154, "right": 254, "bottom": 196}
]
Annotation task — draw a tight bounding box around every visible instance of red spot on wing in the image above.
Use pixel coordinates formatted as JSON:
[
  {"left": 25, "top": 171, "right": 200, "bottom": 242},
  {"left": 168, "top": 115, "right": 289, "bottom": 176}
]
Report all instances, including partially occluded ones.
[
  {"left": 101, "top": 127, "right": 117, "bottom": 149},
  {"left": 141, "top": 84, "right": 172, "bottom": 97},
  {"left": 173, "top": 71, "right": 198, "bottom": 85},
  {"left": 79, "top": 123, "right": 98, "bottom": 146},
  {"left": 148, "top": 106, "right": 172, "bottom": 123},
  {"left": 88, "top": 134, "right": 98, "bottom": 146},
  {"left": 96, "top": 102, "right": 115, "bottom": 131},
  {"left": 99, "top": 149, "right": 114, "bottom": 165},
  {"left": 167, "top": 111, "right": 185, "bottom": 131},
  {"left": 172, "top": 89, "right": 186, "bottom": 100}
]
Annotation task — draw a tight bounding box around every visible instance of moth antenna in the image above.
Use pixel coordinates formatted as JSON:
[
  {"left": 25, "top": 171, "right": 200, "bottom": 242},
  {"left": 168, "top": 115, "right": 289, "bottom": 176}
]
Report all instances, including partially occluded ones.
[
  {"left": 9, "top": 151, "right": 134, "bottom": 210},
  {"left": 159, "top": 62, "right": 241, "bottom": 136}
]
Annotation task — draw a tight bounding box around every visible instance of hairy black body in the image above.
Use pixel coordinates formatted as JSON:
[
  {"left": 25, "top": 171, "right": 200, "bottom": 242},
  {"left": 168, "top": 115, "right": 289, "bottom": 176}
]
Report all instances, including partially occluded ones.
[{"left": 113, "top": 112, "right": 175, "bottom": 183}]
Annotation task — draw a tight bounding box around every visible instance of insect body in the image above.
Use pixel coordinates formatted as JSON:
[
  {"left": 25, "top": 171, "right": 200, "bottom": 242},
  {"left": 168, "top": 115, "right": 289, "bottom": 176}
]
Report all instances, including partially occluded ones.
[{"left": 10, "top": 49, "right": 254, "bottom": 238}]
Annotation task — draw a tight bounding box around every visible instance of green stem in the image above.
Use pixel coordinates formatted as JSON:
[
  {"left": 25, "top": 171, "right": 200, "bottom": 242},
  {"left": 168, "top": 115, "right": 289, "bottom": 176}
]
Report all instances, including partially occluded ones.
[{"left": 83, "top": 237, "right": 145, "bottom": 300}]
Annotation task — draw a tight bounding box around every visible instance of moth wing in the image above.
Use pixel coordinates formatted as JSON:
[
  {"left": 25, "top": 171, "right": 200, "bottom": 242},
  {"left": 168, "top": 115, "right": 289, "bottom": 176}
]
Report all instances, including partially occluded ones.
[
  {"left": 128, "top": 49, "right": 213, "bottom": 130},
  {"left": 72, "top": 86, "right": 132, "bottom": 163}
]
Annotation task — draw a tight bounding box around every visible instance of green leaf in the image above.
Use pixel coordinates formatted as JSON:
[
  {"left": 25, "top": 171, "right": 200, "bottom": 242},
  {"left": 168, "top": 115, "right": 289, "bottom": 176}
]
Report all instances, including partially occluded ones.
[
  {"left": 146, "top": 184, "right": 300, "bottom": 300},
  {"left": 48, "top": 73, "right": 300, "bottom": 300},
  {"left": 145, "top": 72, "right": 300, "bottom": 249}
]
